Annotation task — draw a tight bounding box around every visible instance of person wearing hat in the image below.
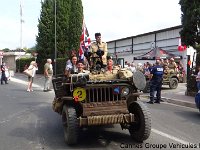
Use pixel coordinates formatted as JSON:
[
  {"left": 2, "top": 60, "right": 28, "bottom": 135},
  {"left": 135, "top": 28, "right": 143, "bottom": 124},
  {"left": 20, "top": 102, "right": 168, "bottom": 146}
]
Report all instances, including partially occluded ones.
[
  {"left": 90, "top": 33, "right": 108, "bottom": 68},
  {"left": 168, "top": 58, "right": 177, "bottom": 73},
  {"left": 77, "top": 60, "right": 89, "bottom": 74},
  {"left": 147, "top": 60, "right": 164, "bottom": 104},
  {"left": 104, "top": 58, "right": 119, "bottom": 75}
]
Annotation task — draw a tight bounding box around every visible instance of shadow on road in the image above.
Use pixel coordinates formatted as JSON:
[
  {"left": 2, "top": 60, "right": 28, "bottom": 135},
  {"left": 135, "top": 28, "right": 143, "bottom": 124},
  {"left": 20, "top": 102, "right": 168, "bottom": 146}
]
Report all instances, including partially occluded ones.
[{"left": 8, "top": 102, "right": 142, "bottom": 149}]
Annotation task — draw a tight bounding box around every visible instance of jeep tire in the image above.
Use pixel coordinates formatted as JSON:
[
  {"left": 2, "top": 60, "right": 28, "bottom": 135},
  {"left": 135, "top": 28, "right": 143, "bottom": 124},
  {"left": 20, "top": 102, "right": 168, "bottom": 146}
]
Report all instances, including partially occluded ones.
[
  {"left": 128, "top": 101, "right": 151, "bottom": 142},
  {"left": 169, "top": 78, "right": 178, "bottom": 89},
  {"left": 62, "top": 105, "right": 79, "bottom": 145}
]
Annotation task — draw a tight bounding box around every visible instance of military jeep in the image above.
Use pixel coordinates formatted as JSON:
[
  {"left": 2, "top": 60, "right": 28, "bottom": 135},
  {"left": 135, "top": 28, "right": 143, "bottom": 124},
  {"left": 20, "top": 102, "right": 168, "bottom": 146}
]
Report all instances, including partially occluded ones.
[
  {"left": 162, "top": 72, "right": 179, "bottom": 89},
  {"left": 142, "top": 71, "right": 179, "bottom": 93},
  {"left": 52, "top": 70, "right": 151, "bottom": 145}
]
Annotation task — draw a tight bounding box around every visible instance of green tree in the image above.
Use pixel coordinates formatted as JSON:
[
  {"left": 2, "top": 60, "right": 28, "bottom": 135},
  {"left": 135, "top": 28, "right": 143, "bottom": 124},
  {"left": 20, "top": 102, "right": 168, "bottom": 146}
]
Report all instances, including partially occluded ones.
[
  {"left": 2, "top": 48, "right": 10, "bottom": 52},
  {"left": 26, "top": 46, "right": 36, "bottom": 54},
  {"left": 36, "top": 0, "right": 54, "bottom": 62},
  {"left": 56, "top": 0, "right": 72, "bottom": 58},
  {"left": 179, "top": 0, "right": 200, "bottom": 47},
  {"left": 179, "top": 0, "right": 200, "bottom": 94},
  {"left": 68, "top": 0, "right": 83, "bottom": 52},
  {"left": 36, "top": 0, "right": 83, "bottom": 60}
]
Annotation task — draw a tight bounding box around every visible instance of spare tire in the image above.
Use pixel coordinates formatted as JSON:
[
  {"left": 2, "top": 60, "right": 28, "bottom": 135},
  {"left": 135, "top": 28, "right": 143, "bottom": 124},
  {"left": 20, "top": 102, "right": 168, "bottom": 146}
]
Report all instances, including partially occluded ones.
[
  {"left": 143, "top": 80, "right": 150, "bottom": 93},
  {"left": 132, "top": 71, "right": 146, "bottom": 90}
]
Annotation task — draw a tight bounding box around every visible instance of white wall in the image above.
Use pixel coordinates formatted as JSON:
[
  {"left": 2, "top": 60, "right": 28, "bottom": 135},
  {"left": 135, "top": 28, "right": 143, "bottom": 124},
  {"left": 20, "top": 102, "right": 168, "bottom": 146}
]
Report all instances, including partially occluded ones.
[{"left": 107, "top": 25, "right": 186, "bottom": 66}]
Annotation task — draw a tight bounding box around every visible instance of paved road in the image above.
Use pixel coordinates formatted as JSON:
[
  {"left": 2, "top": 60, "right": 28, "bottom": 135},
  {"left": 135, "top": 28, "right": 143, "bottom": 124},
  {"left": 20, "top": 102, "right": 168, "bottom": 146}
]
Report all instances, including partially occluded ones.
[{"left": 0, "top": 78, "right": 200, "bottom": 150}]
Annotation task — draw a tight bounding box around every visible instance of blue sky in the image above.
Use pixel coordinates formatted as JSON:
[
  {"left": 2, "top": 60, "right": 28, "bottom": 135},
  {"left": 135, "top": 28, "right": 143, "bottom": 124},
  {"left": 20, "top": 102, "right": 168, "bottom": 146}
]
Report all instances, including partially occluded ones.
[{"left": 0, "top": 0, "right": 181, "bottom": 50}]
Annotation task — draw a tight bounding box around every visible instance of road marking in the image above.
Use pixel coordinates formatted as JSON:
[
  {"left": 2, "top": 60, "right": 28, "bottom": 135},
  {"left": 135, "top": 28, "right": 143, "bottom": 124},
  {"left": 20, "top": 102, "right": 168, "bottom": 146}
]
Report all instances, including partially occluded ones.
[{"left": 152, "top": 128, "right": 192, "bottom": 144}]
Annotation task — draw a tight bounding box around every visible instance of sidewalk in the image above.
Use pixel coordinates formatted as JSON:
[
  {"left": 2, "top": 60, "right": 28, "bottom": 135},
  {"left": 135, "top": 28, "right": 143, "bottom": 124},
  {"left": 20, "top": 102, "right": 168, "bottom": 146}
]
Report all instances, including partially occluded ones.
[
  {"left": 161, "top": 92, "right": 196, "bottom": 108},
  {"left": 141, "top": 83, "right": 196, "bottom": 108},
  {"left": 11, "top": 73, "right": 196, "bottom": 109},
  {"left": 142, "top": 93, "right": 196, "bottom": 108}
]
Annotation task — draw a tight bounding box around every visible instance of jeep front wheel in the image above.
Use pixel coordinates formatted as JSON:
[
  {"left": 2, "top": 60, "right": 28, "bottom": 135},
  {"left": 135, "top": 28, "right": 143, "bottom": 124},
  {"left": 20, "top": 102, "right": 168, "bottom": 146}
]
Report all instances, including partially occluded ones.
[
  {"left": 169, "top": 78, "right": 178, "bottom": 89},
  {"left": 62, "top": 105, "right": 79, "bottom": 145},
  {"left": 128, "top": 101, "right": 151, "bottom": 142}
]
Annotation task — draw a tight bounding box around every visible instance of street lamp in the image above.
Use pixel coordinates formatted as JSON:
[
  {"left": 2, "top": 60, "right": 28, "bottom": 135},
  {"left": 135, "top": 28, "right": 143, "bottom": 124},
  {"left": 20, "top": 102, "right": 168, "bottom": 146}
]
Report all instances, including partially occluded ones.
[{"left": 54, "top": 0, "right": 57, "bottom": 77}]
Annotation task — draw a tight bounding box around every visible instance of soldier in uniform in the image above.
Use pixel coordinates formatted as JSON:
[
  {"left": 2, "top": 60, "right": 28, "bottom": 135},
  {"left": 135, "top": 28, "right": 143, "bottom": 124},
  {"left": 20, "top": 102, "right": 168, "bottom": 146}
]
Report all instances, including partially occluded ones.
[
  {"left": 77, "top": 60, "right": 89, "bottom": 74},
  {"left": 147, "top": 60, "right": 164, "bottom": 104},
  {"left": 168, "top": 58, "right": 177, "bottom": 73},
  {"left": 90, "top": 33, "right": 108, "bottom": 69},
  {"left": 105, "top": 58, "right": 114, "bottom": 74}
]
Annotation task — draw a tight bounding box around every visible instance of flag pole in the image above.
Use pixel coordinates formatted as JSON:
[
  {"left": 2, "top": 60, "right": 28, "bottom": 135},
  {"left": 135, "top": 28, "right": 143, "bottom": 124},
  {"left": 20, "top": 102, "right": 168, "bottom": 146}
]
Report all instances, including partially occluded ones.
[
  {"left": 20, "top": 1, "right": 22, "bottom": 49},
  {"left": 19, "top": 0, "right": 23, "bottom": 72},
  {"left": 54, "top": 0, "right": 57, "bottom": 77}
]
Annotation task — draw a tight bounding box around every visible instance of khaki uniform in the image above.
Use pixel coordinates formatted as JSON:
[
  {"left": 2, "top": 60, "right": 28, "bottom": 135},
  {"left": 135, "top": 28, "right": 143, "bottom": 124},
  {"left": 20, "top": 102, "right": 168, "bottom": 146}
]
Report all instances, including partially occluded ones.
[
  {"left": 105, "top": 68, "right": 118, "bottom": 75},
  {"left": 168, "top": 62, "right": 177, "bottom": 73},
  {"left": 90, "top": 41, "right": 108, "bottom": 65},
  {"left": 78, "top": 70, "right": 90, "bottom": 74}
]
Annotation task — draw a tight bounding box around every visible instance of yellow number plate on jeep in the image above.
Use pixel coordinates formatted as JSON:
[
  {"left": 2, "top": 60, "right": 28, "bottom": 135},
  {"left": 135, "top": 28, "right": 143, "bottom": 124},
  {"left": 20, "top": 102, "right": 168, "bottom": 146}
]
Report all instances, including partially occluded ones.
[{"left": 73, "top": 87, "right": 86, "bottom": 101}]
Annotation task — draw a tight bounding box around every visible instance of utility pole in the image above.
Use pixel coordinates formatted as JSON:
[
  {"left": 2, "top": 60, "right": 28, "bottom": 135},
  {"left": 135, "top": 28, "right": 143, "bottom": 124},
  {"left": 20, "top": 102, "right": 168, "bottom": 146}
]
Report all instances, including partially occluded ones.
[
  {"left": 19, "top": 0, "right": 24, "bottom": 72},
  {"left": 54, "top": 0, "right": 57, "bottom": 77},
  {"left": 20, "top": 1, "right": 23, "bottom": 50}
]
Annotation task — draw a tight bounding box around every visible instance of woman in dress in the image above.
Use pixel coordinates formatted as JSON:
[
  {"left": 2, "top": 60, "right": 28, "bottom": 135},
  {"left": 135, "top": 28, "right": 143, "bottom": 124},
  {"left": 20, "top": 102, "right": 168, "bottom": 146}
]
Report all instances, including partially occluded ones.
[{"left": 27, "top": 61, "right": 38, "bottom": 92}]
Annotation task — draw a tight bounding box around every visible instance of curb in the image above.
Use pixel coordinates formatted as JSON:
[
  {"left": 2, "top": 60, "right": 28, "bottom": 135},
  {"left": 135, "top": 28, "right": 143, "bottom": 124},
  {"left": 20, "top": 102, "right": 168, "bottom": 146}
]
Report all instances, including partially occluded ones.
[
  {"left": 141, "top": 95, "right": 196, "bottom": 109},
  {"left": 161, "top": 97, "right": 196, "bottom": 109}
]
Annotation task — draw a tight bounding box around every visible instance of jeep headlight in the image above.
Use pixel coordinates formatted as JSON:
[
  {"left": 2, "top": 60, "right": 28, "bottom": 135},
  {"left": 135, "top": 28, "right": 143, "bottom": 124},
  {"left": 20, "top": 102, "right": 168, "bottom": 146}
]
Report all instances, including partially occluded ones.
[{"left": 121, "top": 87, "right": 130, "bottom": 96}]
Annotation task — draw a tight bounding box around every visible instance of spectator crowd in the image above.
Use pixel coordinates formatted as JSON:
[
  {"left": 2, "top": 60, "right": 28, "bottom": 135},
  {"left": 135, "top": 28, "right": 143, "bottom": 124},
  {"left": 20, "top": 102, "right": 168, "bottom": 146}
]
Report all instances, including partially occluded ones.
[{"left": 124, "top": 58, "right": 185, "bottom": 81}]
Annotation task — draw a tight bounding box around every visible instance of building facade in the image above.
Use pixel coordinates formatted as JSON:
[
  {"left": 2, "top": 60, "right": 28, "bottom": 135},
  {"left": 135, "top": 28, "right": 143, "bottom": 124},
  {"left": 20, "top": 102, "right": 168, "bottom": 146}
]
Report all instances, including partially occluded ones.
[
  {"left": 107, "top": 25, "right": 196, "bottom": 72},
  {"left": 0, "top": 50, "right": 31, "bottom": 75}
]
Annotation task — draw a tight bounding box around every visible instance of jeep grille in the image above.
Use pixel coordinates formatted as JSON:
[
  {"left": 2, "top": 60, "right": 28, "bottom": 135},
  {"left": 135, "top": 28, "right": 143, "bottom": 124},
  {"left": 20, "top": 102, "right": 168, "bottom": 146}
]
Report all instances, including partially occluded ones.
[{"left": 85, "top": 87, "right": 121, "bottom": 103}]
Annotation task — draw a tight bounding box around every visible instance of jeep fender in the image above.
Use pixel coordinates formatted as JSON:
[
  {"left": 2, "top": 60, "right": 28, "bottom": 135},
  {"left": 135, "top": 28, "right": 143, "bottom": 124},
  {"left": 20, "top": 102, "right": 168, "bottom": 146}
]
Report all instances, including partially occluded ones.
[{"left": 127, "top": 94, "right": 138, "bottom": 108}]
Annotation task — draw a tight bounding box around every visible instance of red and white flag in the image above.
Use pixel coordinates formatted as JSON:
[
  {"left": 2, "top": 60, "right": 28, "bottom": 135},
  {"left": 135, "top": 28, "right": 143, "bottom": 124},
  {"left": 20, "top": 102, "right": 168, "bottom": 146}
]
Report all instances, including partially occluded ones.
[
  {"left": 178, "top": 37, "right": 186, "bottom": 52},
  {"left": 79, "top": 19, "right": 91, "bottom": 60}
]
